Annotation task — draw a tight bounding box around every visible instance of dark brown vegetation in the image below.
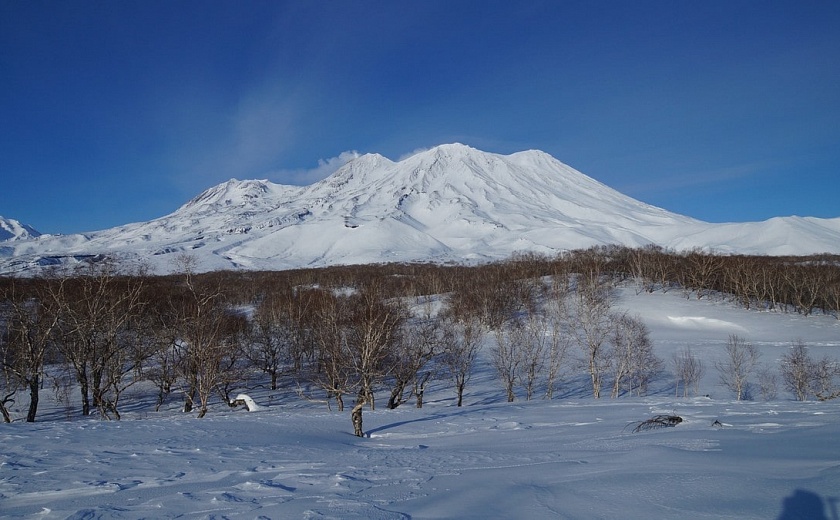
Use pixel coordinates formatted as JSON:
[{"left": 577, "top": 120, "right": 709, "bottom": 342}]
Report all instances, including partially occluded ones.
[
  {"left": 1, "top": 246, "right": 838, "bottom": 423},
  {"left": 629, "top": 414, "right": 683, "bottom": 433}
]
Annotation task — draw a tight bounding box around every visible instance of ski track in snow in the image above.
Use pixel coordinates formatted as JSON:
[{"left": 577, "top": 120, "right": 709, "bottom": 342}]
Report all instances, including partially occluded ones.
[{"left": 3, "top": 393, "right": 840, "bottom": 518}]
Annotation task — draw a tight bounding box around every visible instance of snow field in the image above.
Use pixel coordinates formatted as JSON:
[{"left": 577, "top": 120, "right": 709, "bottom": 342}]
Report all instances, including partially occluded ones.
[{"left": 1, "top": 288, "right": 838, "bottom": 519}]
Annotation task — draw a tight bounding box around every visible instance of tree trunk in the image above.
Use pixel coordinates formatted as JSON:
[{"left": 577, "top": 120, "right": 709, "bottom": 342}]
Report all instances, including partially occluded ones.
[
  {"left": 387, "top": 380, "right": 407, "bottom": 409},
  {"left": 80, "top": 376, "right": 91, "bottom": 416},
  {"left": 92, "top": 367, "right": 105, "bottom": 412},
  {"left": 1, "top": 392, "right": 13, "bottom": 423},
  {"left": 155, "top": 381, "right": 170, "bottom": 412},
  {"left": 611, "top": 376, "right": 622, "bottom": 399},
  {"left": 26, "top": 376, "right": 40, "bottom": 422},
  {"left": 360, "top": 380, "right": 376, "bottom": 410},
  {"left": 414, "top": 373, "right": 431, "bottom": 408},
  {"left": 183, "top": 386, "right": 196, "bottom": 413},
  {"left": 505, "top": 382, "right": 515, "bottom": 402},
  {"left": 589, "top": 359, "right": 602, "bottom": 399},
  {"left": 108, "top": 396, "right": 122, "bottom": 421}
]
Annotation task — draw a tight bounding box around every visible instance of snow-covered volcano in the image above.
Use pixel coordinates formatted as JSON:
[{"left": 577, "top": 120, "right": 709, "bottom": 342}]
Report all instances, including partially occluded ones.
[
  {"left": 0, "top": 216, "right": 40, "bottom": 242},
  {"left": 2, "top": 144, "right": 839, "bottom": 274}
]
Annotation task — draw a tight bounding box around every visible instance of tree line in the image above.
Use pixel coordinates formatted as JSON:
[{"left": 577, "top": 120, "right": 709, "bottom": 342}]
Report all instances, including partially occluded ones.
[{"left": 1, "top": 247, "right": 838, "bottom": 425}]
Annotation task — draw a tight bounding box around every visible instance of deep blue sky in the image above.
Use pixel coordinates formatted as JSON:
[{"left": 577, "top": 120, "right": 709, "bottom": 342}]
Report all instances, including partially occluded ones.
[{"left": 2, "top": 1, "right": 839, "bottom": 234}]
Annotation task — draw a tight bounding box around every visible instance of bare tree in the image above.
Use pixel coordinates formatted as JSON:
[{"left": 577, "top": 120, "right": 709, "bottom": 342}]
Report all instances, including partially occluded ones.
[
  {"left": 684, "top": 249, "right": 724, "bottom": 300},
  {"left": 148, "top": 341, "right": 179, "bottom": 412},
  {"left": 544, "top": 275, "right": 573, "bottom": 399},
  {"left": 345, "top": 285, "right": 403, "bottom": 410},
  {"left": 168, "top": 264, "right": 246, "bottom": 418},
  {"left": 757, "top": 367, "right": 778, "bottom": 400},
  {"left": 517, "top": 313, "right": 550, "bottom": 401},
  {"left": 643, "top": 245, "right": 677, "bottom": 293},
  {"left": 627, "top": 330, "right": 662, "bottom": 397},
  {"left": 608, "top": 313, "right": 632, "bottom": 398},
  {"left": 49, "top": 261, "right": 146, "bottom": 418},
  {"left": 0, "top": 279, "right": 61, "bottom": 422},
  {"left": 386, "top": 304, "right": 439, "bottom": 409},
  {"left": 811, "top": 356, "right": 840, "bottom": 401},
  {"left": 286, "top": 288, "right": 321, "bottom": 375},
  {"left": 715, "top": 335, "right": 761, "bottom": 400},
  {"left": 572, "top": 276, "right": 614, "bottom": 398},
  {"left": 825, "top": 274, "right": 840, "bottom": 319},
  {"left": 98, "top": 312, "right": 156, "bottom": 420},
  {"left": 441, "top": 317, "right": 485, "bottom": 407},
  {"left": 0, "top": 373, "right": 15, "bottom": 422},
  {"left": 144, "top": 294, "right": 181, "bottom": 412},
  {"left": 214, "top": 320, "right": 251, "bottom": 408},
  {"left": 309, "top": 293, "right": 354, "bottom": 411},
  {"left": 1, "top": 300, "right": 20, "bottom": 422},
  {"left": 492, "top": 323, "right": 524, "bottom": 402},
  {"left": 780, "top": 340, "right": 815, "bottom": 401},
  {"left": 248, "top": 293, "right": 295, "bottom": 390},
  {"left": 410, "top": 317, "right": 441, "bottom": 409},
  {"left": 782, "top": 340, "right": 840, "bottom": 401},
  {"left": 672, "top": 347, "right": 705, "bottom": 397},
  {"left": 609, "top": 313, "right": 660, "bottom": 398}
]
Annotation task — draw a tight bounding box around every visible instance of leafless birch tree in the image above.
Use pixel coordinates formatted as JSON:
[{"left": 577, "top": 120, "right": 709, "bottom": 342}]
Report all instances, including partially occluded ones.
[
  {"left": 492, "top": 323, "right": 524, "bottom": 402},
  {"left": 609, "top": 313, "right": 660, "bottom": 398},
  {"left": 715, "top": 335, "right": 761, "bottom": 400},
  {"left": 572, "top": 277, "right": 614, "bottom": 398},
  {"left": 780, "top": 340, "right": 840, "bottom": 401},
  {"left": 673, "top": 347, "right": 705, "bottom": 397},
  {"left": 0, "top": 278, "right": 61, "bottom": 422},
  {"left": 441, "top": 317, "right": 485, "bottom": 407},
  {"left": 386, "top": 304, "right": 440, "bottom": 409}
]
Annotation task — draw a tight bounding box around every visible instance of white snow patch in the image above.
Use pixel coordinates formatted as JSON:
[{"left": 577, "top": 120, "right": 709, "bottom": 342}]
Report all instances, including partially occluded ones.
[
  {"left": 230, "top": 394, "right": 261, "bottom": 411},
  {"left": 667, "top": 315, "right": 750, "bottom": 333}
]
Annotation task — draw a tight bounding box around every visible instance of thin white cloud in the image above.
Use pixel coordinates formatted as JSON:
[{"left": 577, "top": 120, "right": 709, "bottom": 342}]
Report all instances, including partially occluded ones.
[
  {"left": 269, "top": 150, "right": 361, "bottom": 186},
  {"left": 619, "top": 161, "right": 773, "bottom": 196},
  {"left": 164, "top": 76, "right": 308, "bottom": 195},
  {"left": 230, "top": 91, "right": 299, "bottom": 176},
  {"left": 396, "top": 147, "right": 431, "bottom": 161}
]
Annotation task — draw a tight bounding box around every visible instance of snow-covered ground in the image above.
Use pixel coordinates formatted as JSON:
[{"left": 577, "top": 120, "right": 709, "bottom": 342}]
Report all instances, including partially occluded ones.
[{"left": 2, "top": 288, "right": 839, "bottom": 519}]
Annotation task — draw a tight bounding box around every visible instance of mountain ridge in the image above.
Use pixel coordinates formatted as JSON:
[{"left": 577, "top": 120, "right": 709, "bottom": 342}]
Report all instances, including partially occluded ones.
[
  {"left": 0, "top": 216, "right": 41, "bottom": 242},
  {"left": 2, "top": 143, "right": 839, "bottom": 275}
]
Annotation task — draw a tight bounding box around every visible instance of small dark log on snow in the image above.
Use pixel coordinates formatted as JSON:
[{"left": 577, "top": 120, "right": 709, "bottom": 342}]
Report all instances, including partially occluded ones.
[{"left": 630, "top": 414, "right": 683, "bottom": 433}]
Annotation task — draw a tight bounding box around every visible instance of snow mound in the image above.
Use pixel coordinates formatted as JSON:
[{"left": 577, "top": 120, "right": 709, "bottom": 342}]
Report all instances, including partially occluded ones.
[{"left": 230, "top": 394, "right": 261, "bottom": 411}]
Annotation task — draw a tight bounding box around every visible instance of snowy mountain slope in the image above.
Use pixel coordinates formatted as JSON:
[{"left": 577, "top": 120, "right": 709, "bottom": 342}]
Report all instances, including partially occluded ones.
[
  {"left": 0, "top": 216, "right": 40, "bottom": 242},
  {"left": 667, "top": 215, "right": 840, "bottom": 256},
  {"left": 1, "top": 143, "right": 839, "bottom": 274}
]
